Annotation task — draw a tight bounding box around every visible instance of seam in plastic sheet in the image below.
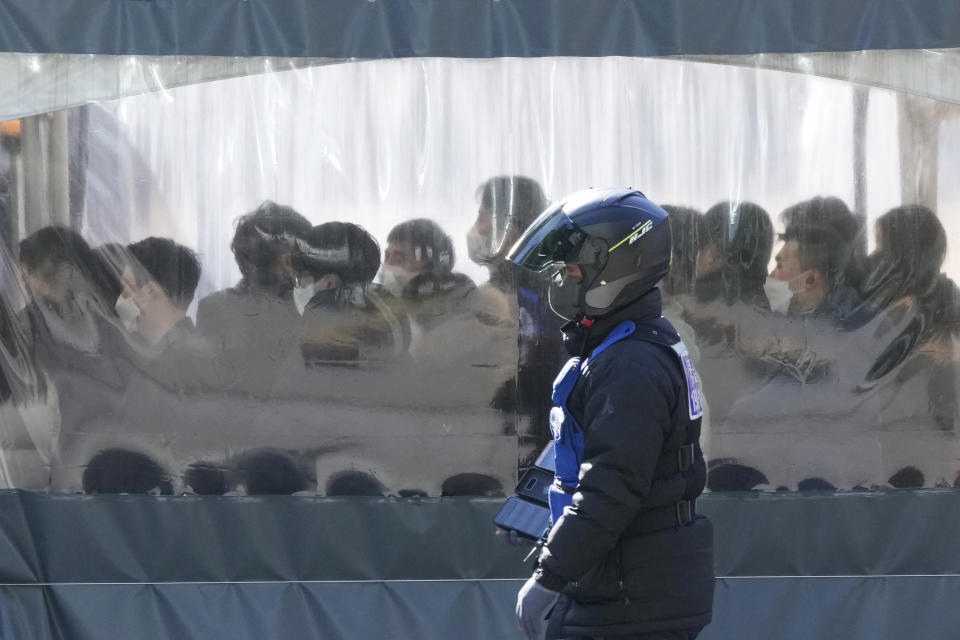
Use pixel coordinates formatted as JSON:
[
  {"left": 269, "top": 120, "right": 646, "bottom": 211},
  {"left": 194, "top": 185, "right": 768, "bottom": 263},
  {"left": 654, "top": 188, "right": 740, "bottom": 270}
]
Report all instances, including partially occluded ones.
[{"left": 6, "top": 575, "right": 960, "bottom": 587}]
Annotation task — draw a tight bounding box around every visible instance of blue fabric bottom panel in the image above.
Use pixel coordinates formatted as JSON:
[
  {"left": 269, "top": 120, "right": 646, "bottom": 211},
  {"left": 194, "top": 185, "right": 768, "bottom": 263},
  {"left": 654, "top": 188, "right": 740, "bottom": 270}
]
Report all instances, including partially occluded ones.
[
  {"left": 705, "top": 576, "right": 960, "bottom": 640},
  {"left": 3, "top": 577, "right": 960, "bottom": 640}
]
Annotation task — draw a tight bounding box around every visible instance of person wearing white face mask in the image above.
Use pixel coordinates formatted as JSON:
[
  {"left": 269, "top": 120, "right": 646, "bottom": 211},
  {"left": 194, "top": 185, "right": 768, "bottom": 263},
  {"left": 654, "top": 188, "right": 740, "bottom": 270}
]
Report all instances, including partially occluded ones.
[
  {"left": 107, "top": 238, "right": 225, "bottom": 407},
  {"left": 766, "top": 197, "right": 867, "bottom": 322},
  {"left": 380, "top": 217, "right": 514, "bottom": 407},
  {"left": 116, "top": 237, "right": 205, "bottom": 349},
  {"left": 467, "top": 176, "right": 549, "bottom": 290},
  {"left": 765, "top": 237, "right": 820, "bottom": 315},
  {"left": 293, "top": 222, "right": 410, "bottom": 366},
  {"left": 766, "top": 223, "right": 869, "bottom": 330},
  {"left": 379, "top": 219, "right": 456, "bottom": 298},
  {"left": 291, "top": 273, "right": 339, "bottom": 316}
]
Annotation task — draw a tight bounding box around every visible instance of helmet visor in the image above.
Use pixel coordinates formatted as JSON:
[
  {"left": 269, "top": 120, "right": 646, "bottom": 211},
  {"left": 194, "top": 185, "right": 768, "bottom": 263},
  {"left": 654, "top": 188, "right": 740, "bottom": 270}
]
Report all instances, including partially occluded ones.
[{"left": 506, "top": 207, "right": 586, "bottom": 272}]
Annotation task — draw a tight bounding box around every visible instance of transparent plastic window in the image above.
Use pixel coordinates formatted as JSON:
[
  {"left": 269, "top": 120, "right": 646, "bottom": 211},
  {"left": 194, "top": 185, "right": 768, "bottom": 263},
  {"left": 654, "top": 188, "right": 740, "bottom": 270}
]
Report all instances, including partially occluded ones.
[{"left": 0, "top": 56, "right": 958, "bottom": 496}]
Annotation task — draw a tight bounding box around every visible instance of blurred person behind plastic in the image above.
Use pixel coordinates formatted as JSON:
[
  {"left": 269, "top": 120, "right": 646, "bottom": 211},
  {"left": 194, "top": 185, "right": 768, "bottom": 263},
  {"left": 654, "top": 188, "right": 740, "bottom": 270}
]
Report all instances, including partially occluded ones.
[
  {"left": 196, "top": 201, "right": 312, "bottom": 396},
  {"left": 711, "top": 201, "right": 960, "bottom": 491},
  {"left": 381, "top": 217, "right": 512, "bottom": 366},
  {"left": 858, "top": 206, "right": 960, "bottom": 461},
  {"left": 54, "top": 237, "right": 225, "bottom": 496},
  {"left": 708, "top": 198, "right": 869, "bottom": 490},
  {"left": 737, "top": 197, "right": 873, "bottom": 385},
  {"left": 380, "top": 217, "right": 517, "bottom": 485},
  {"left": 661, "top": 205, "right": 703, "bottom": 363},
  {"left": 14, "top": 227, "right": 139, "bottom": 490},
  {"left": 662, "top": 202, "right": 774, "bottom": 491},
  {"left": 467, "top": 176, "right": 563, "bottom": 458},
  {"left": 662, "top": 205, "right": 709, "bottom": 459},
  {"left": 766, "top": 197, "right": 868, "bottom": 328},
  {"left": 19, "top": 226, "right": 119, "bottom": 360},
  {"left": 17, "top": 227, "right": 131, "bottom": 430},
  {"left": 675, "top": 202, "right": 774, "bottom": 441},
  {"left": 0, "top": 289, "right": 57, "bottom": 490},
  {"left": 860, "top": 205, "right": 960, "bottom": 356},
  {"left": 693, "top": 201, "right": 773, "bottom": 313},
  {"left": 117, "top": 237, "right": 221, "bottom": 391},
  {"left": 293, "top": 221, "right": 410, "bottom": 366}
]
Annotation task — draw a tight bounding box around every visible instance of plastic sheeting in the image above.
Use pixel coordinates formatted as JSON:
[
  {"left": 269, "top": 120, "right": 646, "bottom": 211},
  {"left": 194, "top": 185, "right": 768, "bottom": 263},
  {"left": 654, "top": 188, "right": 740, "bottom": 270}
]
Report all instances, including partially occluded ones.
[
  {"left": 0, "top": 53, "right": 340, "bottom": 122},
  {"left": 2, "top": 4, "right": 960, "bottom": 637},
  {"left": 7, "top": 49, "right": 960, "bottom": 126},
  {"left": 3, "top": 55, "right": 960, "bottom": 496}
]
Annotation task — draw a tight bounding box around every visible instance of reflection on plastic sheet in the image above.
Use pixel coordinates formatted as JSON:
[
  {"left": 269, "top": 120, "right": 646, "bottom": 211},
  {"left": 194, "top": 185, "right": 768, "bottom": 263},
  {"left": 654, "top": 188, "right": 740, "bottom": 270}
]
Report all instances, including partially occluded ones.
[{"left": 1, "top": 57, "right": 959, "bottom": 495}]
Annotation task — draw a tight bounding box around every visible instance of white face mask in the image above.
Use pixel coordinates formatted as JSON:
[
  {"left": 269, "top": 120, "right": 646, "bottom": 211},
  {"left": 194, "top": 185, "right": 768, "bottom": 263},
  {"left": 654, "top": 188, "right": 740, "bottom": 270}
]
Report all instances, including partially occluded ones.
[
  {"left": 466, "top": 225, "right": 494, "bottom": 264},
  {"left": 378, "top": 264, "right": 416, "bottom": 297},
  {"left": 293, "top": 281, "right": 318, "bottom": 315},
  {"left": 764, "top": 271, "right": 812, "bottom": 315},
  {"left": 763, "top": 278, "right": 792, "bottom": 314},
  {"left": 114, "top": 295, "right": 141, "bottom": 332}
]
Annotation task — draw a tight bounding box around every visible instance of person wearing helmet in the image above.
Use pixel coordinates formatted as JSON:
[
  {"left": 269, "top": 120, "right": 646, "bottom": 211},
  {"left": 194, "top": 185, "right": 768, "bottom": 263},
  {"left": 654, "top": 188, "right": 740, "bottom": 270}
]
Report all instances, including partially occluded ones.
[{"left": 509, "top": 188, "right": 713, "bottom": 640}]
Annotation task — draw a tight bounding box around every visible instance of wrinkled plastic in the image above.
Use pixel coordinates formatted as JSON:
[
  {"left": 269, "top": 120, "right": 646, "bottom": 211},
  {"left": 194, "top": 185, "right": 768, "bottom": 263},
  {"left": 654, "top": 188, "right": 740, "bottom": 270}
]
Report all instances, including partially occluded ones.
[{"left": 3, "top": 55, "right": 960, "bottom": 498}]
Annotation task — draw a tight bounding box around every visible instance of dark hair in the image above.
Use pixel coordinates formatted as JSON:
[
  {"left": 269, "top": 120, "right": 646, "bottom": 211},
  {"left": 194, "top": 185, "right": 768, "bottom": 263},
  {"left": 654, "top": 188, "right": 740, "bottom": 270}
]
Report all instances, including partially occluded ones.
[
  {"left": 781, "top": 197, "right": 860, "bottom": 245},
  {"left": 780, "top": 197, "right": 861, "bottom": 287},
  {"left": 183, "top": 462, "right": 230, "bottom": 495},
  {"left": 231, "top": 201, "right": 312, "bottom": 286},
  {"left": 296, "top": 222, "right": 381, "bottom": 284},
  {"left": 476, "top": 175, "right": 549, "bottom": 228},
  {"left": 661, "top": 205, "right": 702, "bottom": 295},
  {"left": 18, "top": 226, "right": 116, "bottom": 300},
  {"left": 876, "top": 205, "right": 946, "bottom": 290},
  {"left": 386, "top": 218, "right": 455, "bottom": 275},
  {"left": 781, "top": 225, "right": 843, "bottom": 285},
  {"left": 127, "top": 237, "right": 201, "bottom": 309},
  {"left": 326, "top": 470, "right": 386, "bottom": 496},
  {"left": 19, "top": 226, "right": 93, "bottom": 274},
  {"left": 697, "top": 202, "right": 773, "bottom": 306},
  {"left": 859, "top": 204, "right": 949, "bottom": 315},
  {"left": 82, "top": 448, "right": 172, "bottom": 494},
  {"left": 440, "top": 473, "right": 504, "bottom": 497},
  {"left": 236, "top": 450, "right": 311, "bottom": 495}
]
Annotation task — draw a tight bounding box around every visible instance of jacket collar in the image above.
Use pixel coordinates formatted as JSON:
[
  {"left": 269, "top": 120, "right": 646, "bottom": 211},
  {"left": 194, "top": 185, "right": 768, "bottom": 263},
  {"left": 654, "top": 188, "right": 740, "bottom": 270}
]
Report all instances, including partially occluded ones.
[{"left": 562, "top": 288, "right": 663, "bottom": 356}]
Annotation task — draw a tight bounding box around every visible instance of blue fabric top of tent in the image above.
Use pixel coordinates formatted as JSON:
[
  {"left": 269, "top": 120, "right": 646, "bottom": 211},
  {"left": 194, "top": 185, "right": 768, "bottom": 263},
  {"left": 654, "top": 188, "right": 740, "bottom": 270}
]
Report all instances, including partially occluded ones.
[{"left": 0, "top": 0, "right": 957, "bottom": 59}]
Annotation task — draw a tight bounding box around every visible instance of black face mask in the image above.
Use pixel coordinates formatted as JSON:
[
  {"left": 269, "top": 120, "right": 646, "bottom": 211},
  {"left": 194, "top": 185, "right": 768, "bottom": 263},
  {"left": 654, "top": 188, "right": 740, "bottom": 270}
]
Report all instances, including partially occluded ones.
[{"left": 548, "top": 271, "right": 582, "bottom": 321}]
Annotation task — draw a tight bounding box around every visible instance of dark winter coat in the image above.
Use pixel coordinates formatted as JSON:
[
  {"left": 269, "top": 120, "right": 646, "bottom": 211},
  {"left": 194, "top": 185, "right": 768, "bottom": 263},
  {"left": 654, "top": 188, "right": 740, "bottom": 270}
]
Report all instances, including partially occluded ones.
[{"left": 536, "top": 289, "right": 714, "bottom": 637}]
